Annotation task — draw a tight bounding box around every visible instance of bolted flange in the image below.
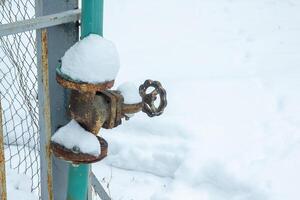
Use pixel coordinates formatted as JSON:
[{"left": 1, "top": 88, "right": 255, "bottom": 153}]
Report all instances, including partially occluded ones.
[
  {"left": 56, "top": 66, "right": 115, "bottom": 93},
  {"left": 51, "top": 136, "right": 108, "bottom": 164}
]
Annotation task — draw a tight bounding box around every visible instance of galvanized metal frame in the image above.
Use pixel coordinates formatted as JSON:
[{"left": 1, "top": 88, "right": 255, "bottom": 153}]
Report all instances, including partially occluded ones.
[
  {"left": 0, "top": 102, "right": 7, "bottom": 200},
  {"left": 40, "top": 29, "right": 53, "bottom": 200},
  {"left": 91, "top": 172, "right": 111, "bottom": 200},
  {"left": 35, "top": 0, "right": 79, "bottom": 199},
  {"left": 0, "top": 4, "right": 79, "bottom": 200},
  {"left": 0, "top": 9, "right": 80, "bottom": 37},
  {"left": 1, "top": 1, "right": 111, "bottom": 199}
]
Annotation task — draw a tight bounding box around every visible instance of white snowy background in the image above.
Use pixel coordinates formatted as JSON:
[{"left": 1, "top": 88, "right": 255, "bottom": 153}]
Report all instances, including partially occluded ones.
[
  {"left": 92, "top": 0, "right": 300, "bottom": 200},
  {"left": 1, "top": 0, "right": 300, "bottom": 199}
]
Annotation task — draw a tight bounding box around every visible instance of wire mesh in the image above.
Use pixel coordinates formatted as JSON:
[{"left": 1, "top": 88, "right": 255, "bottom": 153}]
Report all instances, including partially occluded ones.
[{"left": 0, "top": 0, "right": 40, "bottom": 196}]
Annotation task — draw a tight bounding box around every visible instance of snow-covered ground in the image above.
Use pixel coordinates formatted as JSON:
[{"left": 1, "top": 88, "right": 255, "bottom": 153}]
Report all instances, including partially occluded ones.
[
  {"left": 1, "top": 0, "right": 300, "bottom": 199},
  {"left": 5, "top": 168, "right": 38, "bottom": 200},
  {"left": 1, "top": 0, "right": 39, "bottom": 199},
  {"left": 4, "top": 145, "right": 39, "bottom": 199},
  {"left": 92, "top": 0, "right": 300, "bottom": 200}
]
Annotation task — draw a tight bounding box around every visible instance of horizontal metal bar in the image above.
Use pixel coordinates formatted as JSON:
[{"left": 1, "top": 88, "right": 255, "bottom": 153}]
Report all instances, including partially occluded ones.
[{"left": 0, "top": 9, "right": 81, "bottom": 37}]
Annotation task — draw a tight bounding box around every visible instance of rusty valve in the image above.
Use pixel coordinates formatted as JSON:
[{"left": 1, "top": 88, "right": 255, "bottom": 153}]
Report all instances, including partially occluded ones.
[
  {"left": 67, "top": 79, "right": 168, "bottom": 133},
  {"left": 52, "top": 73, "right": 167, "bottom": 164},
  {"left": 139, "top": 80, "right": 167, "bottom": 117}
]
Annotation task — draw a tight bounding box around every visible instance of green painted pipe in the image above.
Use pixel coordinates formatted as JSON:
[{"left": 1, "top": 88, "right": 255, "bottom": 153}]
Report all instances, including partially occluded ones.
[
  {"left": 66, "top": 0, "right": 104, "bottom": 200},
  {"left": 67, "top": 164, "right": 90, "bottom": 200},
  {"left": 81, "top": 0, "right": 104, "bottom": 38}
]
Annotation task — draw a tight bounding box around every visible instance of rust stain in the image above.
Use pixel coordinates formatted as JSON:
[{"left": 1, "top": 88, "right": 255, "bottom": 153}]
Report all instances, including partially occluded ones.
[
  {"left": 56, "top": 74, "right": 114, "bottom": 93},
  {"left": 46, "top": 144, "right": 53, "bottom": 200},
  {"left": 0, "top": 102, "right": 7, "bottom": 200},
  {"left": 41, "top": 29, "right": 54, "bottom": 200},
  {"left": 51, "top": 136, "right": 108, "bottom": 164},
  {"left": 69, "top": 90, "right": 108, "bottom": 135},
  {"left": 122, "top": 103, "right": 143, "bottom": 114}
]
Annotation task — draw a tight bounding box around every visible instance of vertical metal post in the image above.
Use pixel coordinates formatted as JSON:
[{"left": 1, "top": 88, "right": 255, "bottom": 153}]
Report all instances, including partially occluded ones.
[
  {"left": 0, "top": 102, "right": 7, "bottom": 200},
  {"left": 66, "top": 0, "right": 103, "bottom": 200},
  {"left": 40, "top": 29, "right": 53, "bottom": 200},
  {"left": 36, "top": 0, "right": 79, "bottom": 200}
]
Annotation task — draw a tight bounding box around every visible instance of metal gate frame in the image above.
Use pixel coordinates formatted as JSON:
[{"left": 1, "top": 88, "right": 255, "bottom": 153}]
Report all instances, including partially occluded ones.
[
  {"left": 0, "top": 1, "right": 111, "bottom": 199},
  {"left": 0, "top": 102, "right": 7, "bottom": 200},
  {"left": 35, "top": 1, "right": 79, "bottom": 199},
  {"left": 0, "top": 1, "right": 80, "bottom": 199}
]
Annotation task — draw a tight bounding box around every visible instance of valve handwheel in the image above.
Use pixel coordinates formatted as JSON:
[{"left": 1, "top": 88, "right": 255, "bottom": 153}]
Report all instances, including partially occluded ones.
[{"left": 139, "top": 80, "right": 167, "bottom": 117}]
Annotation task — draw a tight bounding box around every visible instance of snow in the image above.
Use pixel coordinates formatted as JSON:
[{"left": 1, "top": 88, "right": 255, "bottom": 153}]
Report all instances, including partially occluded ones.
[
  {"left": 0, "top": 1, "right": 40, "bottom": 199},
  {"left": 91, "top": 0, "right": 300, "bottom": 200},
  {"left": 51, "top": 119, "right": 100, "bottom": 156},
  {"left": 117, "top": 82, "right": 142, "bottom": 104},
  {"left": 6, "top": 169, "right": 38, "bottom": 200},
  {"left": 3, "top": 145, "right": 40, "bottom": 199},
  {"left": 1, "top": 0, "right": 300, "bottom": 199},
  {"left": 61, "top": 34, "right": 120, "bottom": 83}
]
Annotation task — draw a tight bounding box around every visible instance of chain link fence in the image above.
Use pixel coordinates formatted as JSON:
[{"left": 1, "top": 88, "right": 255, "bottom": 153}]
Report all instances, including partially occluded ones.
[{"left": 0, "top": 0, "right": 40, "bottom": 196}]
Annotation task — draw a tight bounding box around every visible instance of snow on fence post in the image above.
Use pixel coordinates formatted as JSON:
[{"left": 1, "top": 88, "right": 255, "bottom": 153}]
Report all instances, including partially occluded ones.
[
  {"left": 0, "top": 102, "right": 7, "bottom": 200},
  {"left": 35, "top": 0, "right": 79, "bottom": 199}
]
